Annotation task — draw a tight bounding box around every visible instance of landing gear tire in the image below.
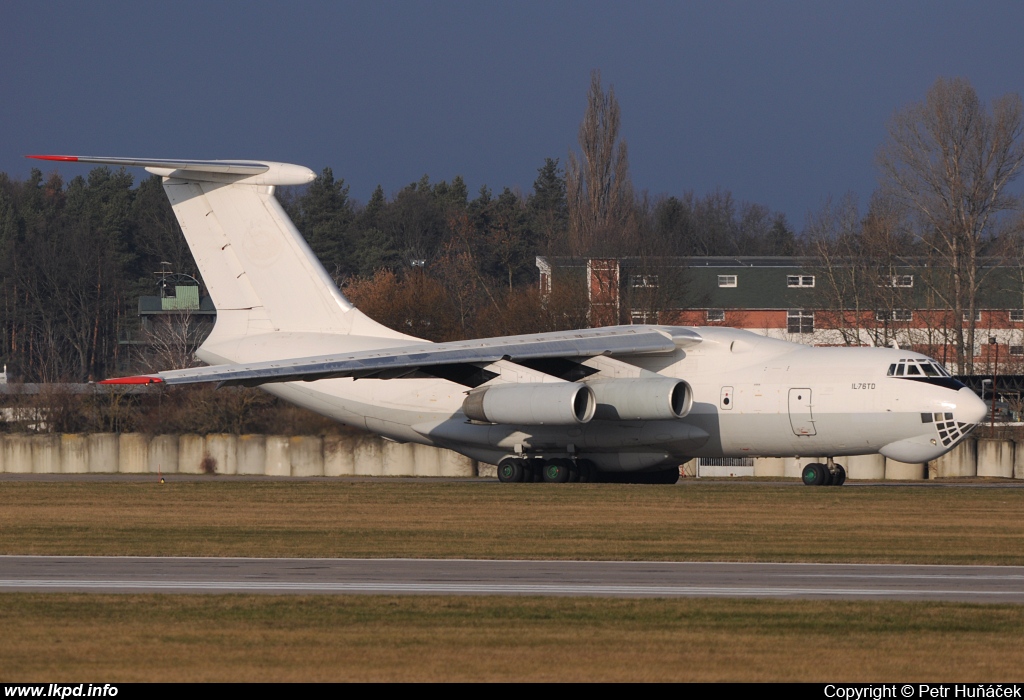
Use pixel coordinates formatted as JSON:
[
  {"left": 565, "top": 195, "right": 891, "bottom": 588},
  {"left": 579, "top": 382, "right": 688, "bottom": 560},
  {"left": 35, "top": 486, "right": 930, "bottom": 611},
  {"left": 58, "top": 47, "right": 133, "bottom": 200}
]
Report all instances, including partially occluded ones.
[
  {"left": 832, "top": 464, "right": 846, "bottom": 486},
  {"left": 521, "top": 459, "right": 537, "bottom": 483},
  {"left": 497, "top": 458, "right": 525, "bottom": 483},
  {"left": 543, "top": 459, "right": 572, "bottom": 483},
  {"left": 801, "top": 463, "right": 827, "bottom": 486},
  {"left": 822, "top": 466, "right": 834, "bottom": 486},
  {"left": 576, "top": 459, "right": 596, "bottom": 483},
  {"left": 655, "top": 468, "right": 681, "bottom": 485}
]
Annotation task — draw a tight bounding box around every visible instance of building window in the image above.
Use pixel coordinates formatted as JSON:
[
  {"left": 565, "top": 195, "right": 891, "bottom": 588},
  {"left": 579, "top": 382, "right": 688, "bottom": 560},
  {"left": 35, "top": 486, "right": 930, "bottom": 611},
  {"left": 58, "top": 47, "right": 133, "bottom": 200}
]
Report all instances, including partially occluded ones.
[
  {"left": 787, "top": 310, "right": 814, "bottom": 334},
  {"left": 1010, "top": 310, "right": 1024, "bottom": 322},
  {"left": 963, "top": 310, "right": 982, "bottom": 322},
  {"left": 718, "top": 275, "right": 737, "bottom": 288},
  {"left": 630, "top": 274, "right": 659, "bottom": 288},
  {"left": 875, "top": 310, "right": 913, "bottom": 322},
  {"left": 630, "top": 309, "right": 658, "bottom": 324},
  {"left": 884, "top": 275, "right": 914, "bottom": 288},
  {"left": 787, "top": 275, "right": 815, "bottom": 288},
  {"left": 706, "top": 309, "right": 725, "bottom": 322},
  {"left": 1011, "top": 346, "right": 1024, "bottom": 357}
]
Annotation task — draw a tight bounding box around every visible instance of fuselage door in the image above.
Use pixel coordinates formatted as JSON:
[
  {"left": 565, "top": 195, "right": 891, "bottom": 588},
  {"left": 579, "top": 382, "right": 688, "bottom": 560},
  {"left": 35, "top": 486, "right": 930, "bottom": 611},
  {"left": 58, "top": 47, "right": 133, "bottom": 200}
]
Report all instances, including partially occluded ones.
[{"left": 788, "top": 388, "right": 816, "bottom": 436}]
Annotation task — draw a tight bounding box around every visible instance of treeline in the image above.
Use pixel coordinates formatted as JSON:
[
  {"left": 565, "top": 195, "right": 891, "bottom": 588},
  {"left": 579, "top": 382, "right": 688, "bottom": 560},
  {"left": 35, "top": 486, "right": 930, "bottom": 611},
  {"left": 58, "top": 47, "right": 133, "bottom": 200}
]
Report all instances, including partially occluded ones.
[
  {"left": 0, "top": 168, "right": 191, "bottom": 383},
  {"left": 0, "top": 162, "right": 795, "bottom": 383}
]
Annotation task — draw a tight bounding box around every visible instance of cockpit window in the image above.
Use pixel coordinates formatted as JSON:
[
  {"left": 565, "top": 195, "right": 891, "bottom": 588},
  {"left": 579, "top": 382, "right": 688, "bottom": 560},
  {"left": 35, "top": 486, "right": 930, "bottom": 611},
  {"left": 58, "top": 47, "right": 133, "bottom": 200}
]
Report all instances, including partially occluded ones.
[{"left": 888, "top": 358, "right": 953, "bottom": 377}]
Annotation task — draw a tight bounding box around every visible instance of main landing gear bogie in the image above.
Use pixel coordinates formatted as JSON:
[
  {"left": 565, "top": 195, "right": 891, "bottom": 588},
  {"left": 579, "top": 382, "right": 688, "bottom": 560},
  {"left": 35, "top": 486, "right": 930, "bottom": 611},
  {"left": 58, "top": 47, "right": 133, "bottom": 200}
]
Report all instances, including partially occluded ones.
[
  {"left": 495, "top": 457, "right": 675, "bottom": 484},
  {"left": 801, "top": 461, "right": 846, "bottom": 487}
]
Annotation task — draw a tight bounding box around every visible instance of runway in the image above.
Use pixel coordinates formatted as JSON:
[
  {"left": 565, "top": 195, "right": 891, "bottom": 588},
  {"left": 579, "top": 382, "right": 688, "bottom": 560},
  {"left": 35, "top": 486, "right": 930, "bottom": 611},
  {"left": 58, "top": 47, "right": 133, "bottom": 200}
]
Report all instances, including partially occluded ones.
[{"left": 1, "top": 556, "right": 1022, "bottom": 602}]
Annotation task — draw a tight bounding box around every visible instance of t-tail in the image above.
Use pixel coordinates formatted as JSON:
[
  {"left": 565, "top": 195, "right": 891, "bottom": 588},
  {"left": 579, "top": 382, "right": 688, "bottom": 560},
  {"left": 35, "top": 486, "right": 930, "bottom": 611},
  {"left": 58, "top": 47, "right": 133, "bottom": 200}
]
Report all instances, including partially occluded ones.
[{"left": 27, "top": 156, "right": 414, "bottom": 364}]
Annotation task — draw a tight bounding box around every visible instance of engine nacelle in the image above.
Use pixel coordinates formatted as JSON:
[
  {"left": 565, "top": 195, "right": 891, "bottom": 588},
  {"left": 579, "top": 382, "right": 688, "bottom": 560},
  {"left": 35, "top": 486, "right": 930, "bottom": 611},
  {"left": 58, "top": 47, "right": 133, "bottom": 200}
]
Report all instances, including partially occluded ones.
[
  {"left": 463, "top": 382, "right": 596, "bottom": 425},
  {"left": 588, "top": 377, "right": 692, "bottom": 420}
]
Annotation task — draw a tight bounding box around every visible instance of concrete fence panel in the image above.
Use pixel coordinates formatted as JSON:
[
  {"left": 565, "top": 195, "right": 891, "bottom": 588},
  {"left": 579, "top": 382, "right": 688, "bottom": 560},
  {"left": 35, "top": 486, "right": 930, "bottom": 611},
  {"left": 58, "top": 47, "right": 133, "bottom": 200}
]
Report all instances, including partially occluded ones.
[
  {"left": 148, "top": 435, "right": 179, "bottom": 475},
  {"left": 324, "top": 435, "right": 355, "bottom": 476},
  {"left": 1015, "top": 442, "right": 1024, "bottom": 480},
  {"left": 441, "top": 449, "right": 476, "bottom": 477},
  {"left": 353, "top": 435, "right": 384, "bottom": 476},
  {"left": 845, "top": 454, "right": 886, "bottom": 481},
  {"left": 289, "top": 436, "right": 323, "bottom": 477},
  {"left": 264, "top": 436, "right": 290, "bottom": 476},
  {"left": 2, "top": 435, "right": 33, "bottom": 474},
  {"left": 976, "top": 438, "right": 1013, "bottom": 478},
  {"left": 236, "top": 435, "right": 267, "bottom": 476},
  {"left": 87, "top": 434, "right": 119, "bottom": 473},
  {"left": 382, "top": 442, "right": 416, "bottom": 476},
  {"left": 61, "top": 434, "right": 90, "bottom": 474},
  {"left": 412, "top": 443, "right": 442, "bottom": 477},
  {"left": 118, "top": 433, "right": 150, "bottom": 474},
  {"left": 929, "top": 439, "right": 976, "bottom": 478},
  {"left": 178, "top": 434, "right": 206, "bottom": 474},
  {"left": 885, "top": 459, "right": 926, "bottom": 480},
  {"left": 31, "top": 434, "right": 61, "bottom": 474},
  {"left": 204, "top": 434, "right": 238, "bottom": 475}
]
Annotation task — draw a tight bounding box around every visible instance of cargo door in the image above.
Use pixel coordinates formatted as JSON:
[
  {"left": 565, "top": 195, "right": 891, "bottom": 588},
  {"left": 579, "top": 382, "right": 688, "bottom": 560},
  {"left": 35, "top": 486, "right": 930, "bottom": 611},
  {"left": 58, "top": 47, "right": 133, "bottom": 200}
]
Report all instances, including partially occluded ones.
[{"left": 788, "top": 388, "right": 816, "bottom": 436}]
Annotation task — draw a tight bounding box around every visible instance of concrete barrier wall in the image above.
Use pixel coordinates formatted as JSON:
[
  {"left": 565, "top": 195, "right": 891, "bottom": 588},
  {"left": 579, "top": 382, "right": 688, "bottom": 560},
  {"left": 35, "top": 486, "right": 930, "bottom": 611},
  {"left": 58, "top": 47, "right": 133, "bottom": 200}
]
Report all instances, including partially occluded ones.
[
  {"left": 0, "top": 432, "right": 481, "bottom": 477},
  {"left": 0, "top": 434, "right": 1018, "bottom": 480}
]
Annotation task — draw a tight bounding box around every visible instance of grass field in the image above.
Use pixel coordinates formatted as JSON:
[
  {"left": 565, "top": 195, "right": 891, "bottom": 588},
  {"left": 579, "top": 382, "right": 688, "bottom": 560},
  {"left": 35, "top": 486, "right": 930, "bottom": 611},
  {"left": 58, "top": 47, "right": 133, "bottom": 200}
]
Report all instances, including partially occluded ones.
[
  {"left": 3, "top": 594, "right": 1024, "bottom": 682},
  {"left": 2, "top": 479, "right": 1023, "bottom": 682},
  {"left": 1, "top": 479, "right": 1022, "bottom": 563}
]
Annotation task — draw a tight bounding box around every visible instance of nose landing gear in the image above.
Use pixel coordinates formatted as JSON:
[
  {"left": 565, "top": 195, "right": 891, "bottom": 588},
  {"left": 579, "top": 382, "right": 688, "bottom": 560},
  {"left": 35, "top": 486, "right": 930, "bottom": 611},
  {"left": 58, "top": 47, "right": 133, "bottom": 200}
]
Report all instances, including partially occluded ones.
[{"left": 801, "top": 458, "right": 846, "bottom": 487}]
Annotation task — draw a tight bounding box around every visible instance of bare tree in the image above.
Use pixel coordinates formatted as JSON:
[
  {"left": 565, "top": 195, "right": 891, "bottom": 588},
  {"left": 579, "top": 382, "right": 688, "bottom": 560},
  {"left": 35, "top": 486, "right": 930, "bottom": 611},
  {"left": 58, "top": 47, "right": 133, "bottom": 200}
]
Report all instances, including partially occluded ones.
[
  {"left": 138, "top": 306, "right": 204, "bottom": 373},
  {"left": 566, "top": 70, "right": 637, "bottom": 256},
  {"left": 878, "top": 77, "right": 1024, "bottom": 372}
]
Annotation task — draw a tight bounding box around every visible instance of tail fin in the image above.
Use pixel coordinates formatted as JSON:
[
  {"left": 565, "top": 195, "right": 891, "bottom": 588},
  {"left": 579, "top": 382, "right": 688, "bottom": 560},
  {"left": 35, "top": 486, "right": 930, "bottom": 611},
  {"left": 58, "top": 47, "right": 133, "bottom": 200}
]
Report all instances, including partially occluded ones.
[{"left": 28, "top": 156, "right": 412, "bottom": 351}]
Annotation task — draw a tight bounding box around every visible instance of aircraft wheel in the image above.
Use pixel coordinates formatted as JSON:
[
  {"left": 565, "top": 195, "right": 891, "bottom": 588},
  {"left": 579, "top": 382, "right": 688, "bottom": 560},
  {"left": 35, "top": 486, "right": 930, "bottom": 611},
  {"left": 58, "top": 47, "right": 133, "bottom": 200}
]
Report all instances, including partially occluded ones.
[
  {"left": 653, "top": 467, "right": 681, "bottom": 484},
  {"left": 822, "top": 466, "right": 834, "bottom": 486},
  {"left": 521, "top": 459, "right": 536, "bottom": 483},
  {"left": 532, "top": 459, "right": 545, "bottom": 481},
  {"left": 543, "top": 459, "right": 572, "bottom": 483},
  {"left": 801, "top": 463, "right": 827, "bottom": 486},
  {"left": 567, "top": 460, "right": 581, "bottom": 483},
  {"left": 576, "top": 459, "right": 596, "bottom": 483},
  {"left": 832, "top": 464, "right": 847, "bottom": 486},
  {"left": 497, "top": 458, "right": 525, "bottom": 483}
]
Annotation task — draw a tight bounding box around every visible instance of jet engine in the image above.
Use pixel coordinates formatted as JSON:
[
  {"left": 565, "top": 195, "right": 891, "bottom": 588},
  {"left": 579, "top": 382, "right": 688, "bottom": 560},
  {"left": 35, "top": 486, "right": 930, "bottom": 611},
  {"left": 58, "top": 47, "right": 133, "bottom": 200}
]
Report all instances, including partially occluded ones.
[
  {"left": 588, "top": 377, "right": 692, "bottom": 420},
  {"left": 462, "top": 382, "right": 596, "bottom": 425}
]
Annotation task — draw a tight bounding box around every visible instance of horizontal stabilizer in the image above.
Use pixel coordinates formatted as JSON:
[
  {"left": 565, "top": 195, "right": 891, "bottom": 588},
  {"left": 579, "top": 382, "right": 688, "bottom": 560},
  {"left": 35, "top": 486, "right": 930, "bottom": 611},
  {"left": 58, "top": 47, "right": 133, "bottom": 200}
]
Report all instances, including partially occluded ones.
[
  {"left": 99, "top": 326, "right": 699, "bottom": 388},
  {"left": 26, "top": 155, "right": 315, "bottom": 186}
]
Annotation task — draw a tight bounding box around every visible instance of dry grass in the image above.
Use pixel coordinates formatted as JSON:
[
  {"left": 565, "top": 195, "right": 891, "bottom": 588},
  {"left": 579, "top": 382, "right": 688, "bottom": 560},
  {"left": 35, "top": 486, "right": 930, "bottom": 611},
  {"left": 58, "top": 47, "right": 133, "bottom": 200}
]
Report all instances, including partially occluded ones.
[
  {"left": 2, "top": 594, "right": 1023, "bottom": 682},
  {"left": 3, "top": 480, "right": 1023, "bottom": 682},
  {"left": 1, "top": 480, "right": 1023, "bottom": 564}
]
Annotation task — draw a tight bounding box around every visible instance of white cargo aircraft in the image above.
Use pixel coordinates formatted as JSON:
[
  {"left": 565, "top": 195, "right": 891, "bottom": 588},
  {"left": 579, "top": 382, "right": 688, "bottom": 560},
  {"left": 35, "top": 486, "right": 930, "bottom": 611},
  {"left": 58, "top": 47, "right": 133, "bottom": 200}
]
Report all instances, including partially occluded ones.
[{"left": 31, "top": 155, "right": 988, "bottom": 485}]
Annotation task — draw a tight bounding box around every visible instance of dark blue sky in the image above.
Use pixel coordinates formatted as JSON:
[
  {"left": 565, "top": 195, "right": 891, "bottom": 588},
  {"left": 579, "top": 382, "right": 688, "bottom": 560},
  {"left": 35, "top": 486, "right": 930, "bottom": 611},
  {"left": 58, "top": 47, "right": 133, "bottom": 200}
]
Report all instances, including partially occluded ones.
[{"left": 4, "top": 1, "right": 1023, "bottom": 229}]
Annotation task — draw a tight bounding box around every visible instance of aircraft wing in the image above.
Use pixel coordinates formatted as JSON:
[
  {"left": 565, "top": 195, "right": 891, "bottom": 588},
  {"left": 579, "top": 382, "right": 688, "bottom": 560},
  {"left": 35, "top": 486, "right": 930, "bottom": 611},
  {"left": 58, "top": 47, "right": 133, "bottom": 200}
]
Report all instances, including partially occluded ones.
[{"left": 101, "top": 325, "right": 699, "bottom": 387}]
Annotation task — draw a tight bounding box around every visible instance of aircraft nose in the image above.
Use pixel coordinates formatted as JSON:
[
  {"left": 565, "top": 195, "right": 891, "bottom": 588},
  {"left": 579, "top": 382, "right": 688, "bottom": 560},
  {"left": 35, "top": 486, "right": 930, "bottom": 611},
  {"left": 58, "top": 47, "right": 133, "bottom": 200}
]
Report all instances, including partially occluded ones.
[{"left": 956, "top": 386, "right": 988, "bottom": 425}]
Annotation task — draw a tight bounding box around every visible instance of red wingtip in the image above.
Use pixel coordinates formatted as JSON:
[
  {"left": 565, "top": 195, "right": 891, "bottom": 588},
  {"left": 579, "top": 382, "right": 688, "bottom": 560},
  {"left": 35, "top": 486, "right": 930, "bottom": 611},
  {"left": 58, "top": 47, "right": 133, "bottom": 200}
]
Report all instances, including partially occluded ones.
[
  {"left": 25, "top": 155, "right": 79, "bottom": 162},
  {"left": 99, "top": 376, "right": 164, "bottom": 385}
]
